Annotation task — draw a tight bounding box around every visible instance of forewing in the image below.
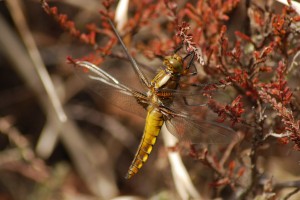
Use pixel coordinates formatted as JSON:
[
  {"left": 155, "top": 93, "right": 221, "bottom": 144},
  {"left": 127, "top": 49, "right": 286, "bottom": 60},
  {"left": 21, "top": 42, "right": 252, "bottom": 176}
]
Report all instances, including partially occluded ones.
[
  {"left": 164, "top": 111, "right": 236, "bottom": 144},
  {"left": 74, "top": 61, "right": 149, "bottom": 118}
]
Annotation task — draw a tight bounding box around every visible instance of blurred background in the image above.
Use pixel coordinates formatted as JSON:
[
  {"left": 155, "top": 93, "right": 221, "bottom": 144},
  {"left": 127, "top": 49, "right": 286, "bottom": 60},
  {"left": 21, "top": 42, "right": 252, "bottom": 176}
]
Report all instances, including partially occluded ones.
[
  {"left": 0, "top": 0, "right": 189, "bottom": 199},
  {"left": 1, "top": 0, "right": 300, "bottom": 200}
]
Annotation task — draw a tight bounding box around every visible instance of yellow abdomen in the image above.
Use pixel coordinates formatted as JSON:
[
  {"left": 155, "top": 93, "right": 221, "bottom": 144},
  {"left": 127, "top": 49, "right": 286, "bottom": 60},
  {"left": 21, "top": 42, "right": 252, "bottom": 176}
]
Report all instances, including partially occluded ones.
[{"left": 125, "top": 106, "right": 164, "bottom": 179}]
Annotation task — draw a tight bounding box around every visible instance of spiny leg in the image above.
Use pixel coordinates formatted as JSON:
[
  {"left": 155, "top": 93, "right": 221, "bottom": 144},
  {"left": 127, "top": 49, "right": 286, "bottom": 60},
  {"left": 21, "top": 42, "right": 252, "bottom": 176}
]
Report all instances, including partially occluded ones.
[
  {"left": 173, "top": 42, "right": 184, "bottom": 53},
  {"left": 182, "top": 52, "right": 211, "bottom": 106},
  {"left": 183, "top": 52, "right": 197, "bottom": 76}
]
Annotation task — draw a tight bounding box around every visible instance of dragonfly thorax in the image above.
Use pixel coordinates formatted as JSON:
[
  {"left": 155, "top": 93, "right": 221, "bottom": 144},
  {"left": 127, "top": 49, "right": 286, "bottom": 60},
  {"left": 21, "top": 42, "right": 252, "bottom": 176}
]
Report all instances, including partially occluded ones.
[
  {"left": 163, "top": 54, "right": 183, "bottom": 74},
  {"left": 147, "top": 89, "right": 162, "bottom": 106}
]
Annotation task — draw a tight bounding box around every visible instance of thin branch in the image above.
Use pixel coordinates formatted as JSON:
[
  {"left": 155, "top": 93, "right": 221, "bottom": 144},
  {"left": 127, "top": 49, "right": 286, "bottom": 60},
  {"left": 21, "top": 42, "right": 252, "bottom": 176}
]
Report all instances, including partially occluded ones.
[
  {"left": 238, "top": 113, "right": 264, "bottom": 200},
  {"left": 0, "top": 9, "right": 119, "bottom": 199},
  {"left": 161, "top": 125, "right": 202, "bottom": 200},
  {"left": 6, "top": 0, "right": 67, "bottom": 123},
  {"left": 283, "top": 188, "right": 300, "bottom": 200},
  {"left": 219, "top": 131, "right": 244, "bottom": 167}
]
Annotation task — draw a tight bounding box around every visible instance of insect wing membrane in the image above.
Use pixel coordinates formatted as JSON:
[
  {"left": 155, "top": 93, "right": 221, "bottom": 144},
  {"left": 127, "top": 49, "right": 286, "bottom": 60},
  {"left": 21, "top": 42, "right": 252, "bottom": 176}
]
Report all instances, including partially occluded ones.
[
  {"left": 75, "top": 61, "right": 148, "bottom": 118},
  {"left": 165, "top": 112, "right": 236, "bottom": 144},
  {"left": 161, "top": 84, "right": 236, "bottom": 144}
]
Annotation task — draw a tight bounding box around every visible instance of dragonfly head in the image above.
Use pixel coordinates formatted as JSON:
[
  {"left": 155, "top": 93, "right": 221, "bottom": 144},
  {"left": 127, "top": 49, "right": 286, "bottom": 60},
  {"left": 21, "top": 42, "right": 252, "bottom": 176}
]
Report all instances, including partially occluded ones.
[{"left": 163, "top": 54, "right": 183, "bottom": 74}]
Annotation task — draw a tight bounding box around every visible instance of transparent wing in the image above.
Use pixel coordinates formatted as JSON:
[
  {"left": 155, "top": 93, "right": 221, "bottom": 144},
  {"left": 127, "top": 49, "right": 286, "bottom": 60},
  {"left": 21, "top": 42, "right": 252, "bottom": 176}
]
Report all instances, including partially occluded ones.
[
  {"left": 165, "top": 88, "right": 208, "bottom": 108},
  {"left": 161, "top": 83, "right": 233, "bottom": 121},
  {"left": 74, "top": 61, "right": 236, "bottom": 144},
  {"left": 163, "top": 108, "right": 236, "bottom": 144},
  {"left": 74, "top": 61, "right": 149, "bottom": 118}
]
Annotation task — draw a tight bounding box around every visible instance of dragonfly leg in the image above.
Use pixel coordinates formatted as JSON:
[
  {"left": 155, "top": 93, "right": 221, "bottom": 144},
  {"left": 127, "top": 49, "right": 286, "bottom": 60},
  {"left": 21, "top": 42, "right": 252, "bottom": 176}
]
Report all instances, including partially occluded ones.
[
  {"left": 173, "top": 42, "right": 184, "bottom": 53},
  {"left": 184, "top": 52, "right": 196, "bottom": 69},
  {"left": 181, "top": 52, "right": 198, "bottom": 77},
  {"left": 159, "top": 105, "right": 187, "bottom": 119}
]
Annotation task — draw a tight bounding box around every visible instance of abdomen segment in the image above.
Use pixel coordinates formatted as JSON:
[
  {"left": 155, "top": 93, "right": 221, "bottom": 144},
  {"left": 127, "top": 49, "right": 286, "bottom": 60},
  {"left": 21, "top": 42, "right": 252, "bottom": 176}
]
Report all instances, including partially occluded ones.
[{"left": 125, "top": 107, "right": 164, "bottom": 179}]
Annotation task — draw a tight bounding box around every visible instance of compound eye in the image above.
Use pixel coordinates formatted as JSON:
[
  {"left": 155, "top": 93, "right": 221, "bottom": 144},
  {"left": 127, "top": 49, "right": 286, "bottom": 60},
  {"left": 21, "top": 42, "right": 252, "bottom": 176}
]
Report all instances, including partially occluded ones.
[
  {"left": 174, "top": 54, "right": 183, "bottom": 63},
  {"left": 163, "top": 54, "right": 183, "bottom": 73},
  {"left": 170, "top": 55, "right": 183, "bottom": 73},
  {"left": 168, "top": 58, "right": 176, "bottom": 66}
]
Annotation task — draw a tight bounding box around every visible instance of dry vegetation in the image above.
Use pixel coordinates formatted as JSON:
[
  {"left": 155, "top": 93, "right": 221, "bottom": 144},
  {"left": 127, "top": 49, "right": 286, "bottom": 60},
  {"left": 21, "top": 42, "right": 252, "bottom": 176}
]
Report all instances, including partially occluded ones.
[{"left": 1, "top": 0, "right": 300, "bottom": 199}]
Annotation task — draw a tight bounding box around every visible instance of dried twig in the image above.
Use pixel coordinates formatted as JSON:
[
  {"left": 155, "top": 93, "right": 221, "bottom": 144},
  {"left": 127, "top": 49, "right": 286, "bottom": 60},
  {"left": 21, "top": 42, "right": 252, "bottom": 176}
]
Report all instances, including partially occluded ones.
[{"left": 161, "top": 125, "right": 202, "bottom": 200}]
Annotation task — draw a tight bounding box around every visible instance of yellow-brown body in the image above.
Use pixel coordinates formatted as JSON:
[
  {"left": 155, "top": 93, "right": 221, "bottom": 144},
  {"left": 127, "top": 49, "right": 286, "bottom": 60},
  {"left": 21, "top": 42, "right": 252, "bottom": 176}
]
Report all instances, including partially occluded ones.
[
  {"left": 125, "top": 106, "right": 163, "bottom": 179},
  {"left": 125, "top": 54, "right": 183, "bottom": 179}
]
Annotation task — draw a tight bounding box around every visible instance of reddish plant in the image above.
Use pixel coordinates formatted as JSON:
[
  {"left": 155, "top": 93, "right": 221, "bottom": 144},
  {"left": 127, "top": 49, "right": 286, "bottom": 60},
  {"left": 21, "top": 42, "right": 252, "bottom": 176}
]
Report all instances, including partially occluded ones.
[{"left": 40, "top": 0, "right": 300, "bottom": 199}]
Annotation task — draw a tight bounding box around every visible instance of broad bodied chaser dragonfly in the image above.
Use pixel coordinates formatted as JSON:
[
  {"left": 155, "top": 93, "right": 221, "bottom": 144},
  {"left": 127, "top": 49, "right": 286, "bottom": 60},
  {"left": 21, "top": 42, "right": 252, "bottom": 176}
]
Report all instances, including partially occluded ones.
[{"left": 73, "top": 18, "right": 235, "bottom": 179}]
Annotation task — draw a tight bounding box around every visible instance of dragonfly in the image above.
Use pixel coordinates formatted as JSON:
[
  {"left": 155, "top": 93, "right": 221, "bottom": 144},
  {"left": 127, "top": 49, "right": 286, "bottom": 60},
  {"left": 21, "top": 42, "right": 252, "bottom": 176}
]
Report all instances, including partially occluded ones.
[{"left": 74, "top": 18, "right": 235, "bottom": 179}]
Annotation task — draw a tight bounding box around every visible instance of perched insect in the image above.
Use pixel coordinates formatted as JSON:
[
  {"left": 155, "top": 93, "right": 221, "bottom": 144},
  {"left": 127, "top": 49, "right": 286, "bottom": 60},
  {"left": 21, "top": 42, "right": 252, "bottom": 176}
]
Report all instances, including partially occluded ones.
[{"left": 74, "top": 17, "right": 235, "bottom": 179}]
